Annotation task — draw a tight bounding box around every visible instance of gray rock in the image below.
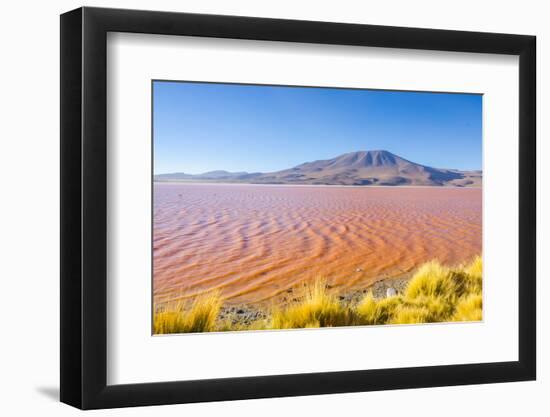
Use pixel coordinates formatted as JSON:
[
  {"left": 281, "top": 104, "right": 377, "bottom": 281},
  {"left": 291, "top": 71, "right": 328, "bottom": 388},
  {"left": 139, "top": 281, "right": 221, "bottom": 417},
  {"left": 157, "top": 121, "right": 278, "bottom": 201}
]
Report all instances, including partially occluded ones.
[{"left": 386, "top": 287, "right": 397, "bottom": 297}]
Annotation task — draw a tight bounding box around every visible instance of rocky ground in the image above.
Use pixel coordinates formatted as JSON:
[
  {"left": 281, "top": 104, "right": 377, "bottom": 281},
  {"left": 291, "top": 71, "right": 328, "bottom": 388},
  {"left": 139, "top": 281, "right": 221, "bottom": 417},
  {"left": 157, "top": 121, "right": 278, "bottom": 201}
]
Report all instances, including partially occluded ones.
[
  {"left": 353, "top": 275, "right": 411, "bottom": 300},
  {"left": 217, "top": 305, "right": 269, "bottom": 327},
  {"left": 217, "top": 275, "right": 412, "bottom": 328}
]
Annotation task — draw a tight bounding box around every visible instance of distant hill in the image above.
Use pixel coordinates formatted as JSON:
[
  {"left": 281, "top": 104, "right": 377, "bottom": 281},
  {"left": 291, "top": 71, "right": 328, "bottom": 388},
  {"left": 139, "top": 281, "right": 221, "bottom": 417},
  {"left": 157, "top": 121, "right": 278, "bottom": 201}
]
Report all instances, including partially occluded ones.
[{"left": 155, "top": 150, "right": 481, "bottom": 187}]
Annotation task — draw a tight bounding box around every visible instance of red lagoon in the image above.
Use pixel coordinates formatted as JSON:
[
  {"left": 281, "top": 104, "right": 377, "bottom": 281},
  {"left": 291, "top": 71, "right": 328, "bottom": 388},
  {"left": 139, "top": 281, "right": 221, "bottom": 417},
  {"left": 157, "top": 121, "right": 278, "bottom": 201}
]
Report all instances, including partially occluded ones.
[{"left": 153, "top": 183, "right": 481, "bottom": 306}]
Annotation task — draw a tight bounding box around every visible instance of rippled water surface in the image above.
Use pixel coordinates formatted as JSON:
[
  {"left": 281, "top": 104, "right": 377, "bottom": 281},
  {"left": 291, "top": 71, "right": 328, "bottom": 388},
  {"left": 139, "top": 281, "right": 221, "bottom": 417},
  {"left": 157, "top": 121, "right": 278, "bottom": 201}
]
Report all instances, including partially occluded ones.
[{"left": 153, "top": 183, "right": 481, "bottom": 306}]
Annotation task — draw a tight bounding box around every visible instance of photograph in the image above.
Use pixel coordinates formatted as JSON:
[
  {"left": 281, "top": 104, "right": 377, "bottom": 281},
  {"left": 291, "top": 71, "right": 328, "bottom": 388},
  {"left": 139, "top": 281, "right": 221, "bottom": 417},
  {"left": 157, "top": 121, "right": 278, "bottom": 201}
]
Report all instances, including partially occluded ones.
[
  {"left": 53, "top": 4, "right": 539, "bottom": 411},
  {"left": 152, "top": 81, "right": 483, "bottom": 334}
]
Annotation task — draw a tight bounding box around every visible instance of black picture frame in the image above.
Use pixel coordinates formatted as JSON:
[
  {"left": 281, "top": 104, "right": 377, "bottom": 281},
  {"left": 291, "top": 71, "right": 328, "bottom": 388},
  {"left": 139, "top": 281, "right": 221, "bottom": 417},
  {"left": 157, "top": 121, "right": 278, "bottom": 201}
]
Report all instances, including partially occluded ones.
[{"left": 60, "top": 6, "right": 536, "bottom": 410}]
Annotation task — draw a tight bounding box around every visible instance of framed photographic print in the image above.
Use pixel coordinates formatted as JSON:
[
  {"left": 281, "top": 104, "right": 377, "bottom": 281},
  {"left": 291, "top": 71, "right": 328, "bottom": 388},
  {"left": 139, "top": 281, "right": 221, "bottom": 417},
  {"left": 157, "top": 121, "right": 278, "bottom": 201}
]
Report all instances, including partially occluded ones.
[{"left": 60, "top": 6, "right": 536, "bottom": 409}]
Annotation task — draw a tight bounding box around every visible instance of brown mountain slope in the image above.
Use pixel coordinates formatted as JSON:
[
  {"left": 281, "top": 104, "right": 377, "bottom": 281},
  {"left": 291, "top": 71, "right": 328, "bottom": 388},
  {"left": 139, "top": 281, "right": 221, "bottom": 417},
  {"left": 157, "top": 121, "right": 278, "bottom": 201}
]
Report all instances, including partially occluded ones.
[
  {"left": 252, "top": 150, "right": 481, "bottom": 186},
  {"left": 155, "top": 150, "right": 482, "bottom": 187}
]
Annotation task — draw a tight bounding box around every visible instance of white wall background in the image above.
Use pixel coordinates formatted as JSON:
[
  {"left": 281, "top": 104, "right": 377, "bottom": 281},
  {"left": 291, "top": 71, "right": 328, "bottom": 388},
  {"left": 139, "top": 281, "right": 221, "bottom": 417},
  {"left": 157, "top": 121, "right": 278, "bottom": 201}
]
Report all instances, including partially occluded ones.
[{"left": 0, "top": 0, "right": 545, "bottom": 415}]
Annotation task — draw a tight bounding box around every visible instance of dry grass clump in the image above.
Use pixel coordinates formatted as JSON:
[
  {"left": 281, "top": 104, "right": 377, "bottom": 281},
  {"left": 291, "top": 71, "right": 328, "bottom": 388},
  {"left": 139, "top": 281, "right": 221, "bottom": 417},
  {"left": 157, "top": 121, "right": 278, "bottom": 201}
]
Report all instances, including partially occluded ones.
[
  {"left": 271, "top": 279, "right": 358, "bottom": 329},
  {"left": 390, "top": 305, "right": 432, "bottom": 324},
  {"left": 153, "top": 256, "right": 482, "bottom": 334},
  {"left": 389, "top": 256, "right": 483, "bottom": 324},
  {"left": 453, "top": 293, "right": 483, "bottom": 321},
  {"left": 405, "top": 261, "right": 456, "bottom": 299},
  {"left": 356, "top": 293, "right": 401, "bottom": 325},
  {"left": 270, "top": 256, "right": 482, "bottom": 328},
  {"left": 463, "top": 256, "right": 483, "bottom": 294},
  {"left": 153, "top": 291, "right": 222, "bottom": 334}
]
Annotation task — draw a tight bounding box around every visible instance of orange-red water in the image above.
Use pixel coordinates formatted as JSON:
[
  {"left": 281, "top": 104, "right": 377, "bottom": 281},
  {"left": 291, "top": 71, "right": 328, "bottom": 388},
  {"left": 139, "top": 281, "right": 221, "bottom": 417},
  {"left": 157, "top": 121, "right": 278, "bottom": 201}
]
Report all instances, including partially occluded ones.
[{"left": 153, "top": 183, "right": 481, "bottom": 306}]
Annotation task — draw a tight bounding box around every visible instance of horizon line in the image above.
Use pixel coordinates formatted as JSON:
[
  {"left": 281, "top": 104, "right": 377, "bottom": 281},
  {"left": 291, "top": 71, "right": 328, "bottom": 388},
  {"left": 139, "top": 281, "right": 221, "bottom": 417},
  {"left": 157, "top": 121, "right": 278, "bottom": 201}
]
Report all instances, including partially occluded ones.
[{"left": 154, "top": 149, "right": 483, "bottom": 176}]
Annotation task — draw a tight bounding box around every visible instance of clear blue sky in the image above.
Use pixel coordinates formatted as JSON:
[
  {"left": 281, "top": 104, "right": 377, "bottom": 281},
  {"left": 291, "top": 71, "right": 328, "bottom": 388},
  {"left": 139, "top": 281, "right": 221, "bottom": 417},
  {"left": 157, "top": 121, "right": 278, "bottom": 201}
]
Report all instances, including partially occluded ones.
[{"left": 153, "top": 81, "right": 482, "bottom": 174}]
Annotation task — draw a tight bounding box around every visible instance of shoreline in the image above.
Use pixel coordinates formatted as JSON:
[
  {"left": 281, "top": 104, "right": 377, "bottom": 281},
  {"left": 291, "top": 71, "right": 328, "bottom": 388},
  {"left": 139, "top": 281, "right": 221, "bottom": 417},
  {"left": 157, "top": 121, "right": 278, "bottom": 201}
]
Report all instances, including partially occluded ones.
[
  {"left": 153, "top": 256, "right": 482, "bottom": 333},
  {"left": 177, "top": 275, "right": 413, "bottom": 329},
  {"left": 154, "top": 180, "right": 482, "bottom": 189}
]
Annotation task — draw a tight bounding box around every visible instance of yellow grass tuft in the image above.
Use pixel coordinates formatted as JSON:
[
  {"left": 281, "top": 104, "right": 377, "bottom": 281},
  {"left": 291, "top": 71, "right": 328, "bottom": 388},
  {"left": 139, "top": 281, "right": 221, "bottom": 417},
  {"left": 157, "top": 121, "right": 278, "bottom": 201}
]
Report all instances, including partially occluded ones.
[
  {"left": 464, "top": 255, "right": 482, "bottom": 280},
  {"left": 463, "top": 256, "right": 483, "bottom": 294},
  {"left": 271, "top": 279, "right": 357, "bottom": 329},
  {"left": 405, "top": 261, "right": 455, "bottom": 299},
  {"left": 398, "top": 256, "right": 482, "bottom": 324},
  {"left": 356, "top": 293, "right": 401, "bottom": 325},
  {"left": 453, "top": 293, "right": 483, "bottom": 322},
  {"left": 390, "top": 305, "right": 432, "bottom": 324},
  {"left": 399, "top": 296, "right": 452, "bottom": 323},
  {"left": 153, "top": 291, "right": 222, "bottom": 334},
  {"left": 359, "top": 256, "right": 483, "bottom": 326}
]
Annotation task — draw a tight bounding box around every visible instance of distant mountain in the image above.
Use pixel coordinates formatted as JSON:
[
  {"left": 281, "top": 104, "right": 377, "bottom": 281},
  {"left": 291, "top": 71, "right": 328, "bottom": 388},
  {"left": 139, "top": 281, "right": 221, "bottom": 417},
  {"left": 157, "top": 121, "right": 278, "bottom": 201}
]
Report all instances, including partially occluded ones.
[
  {"left": 155, "top": 150, "right": 481, "bottom": 187},
  {"left": 192, "top": 170, "right": 249, "bottom": 179},
  {"left": 155, "top": 170, "right": 263, "bottom": 181}
]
